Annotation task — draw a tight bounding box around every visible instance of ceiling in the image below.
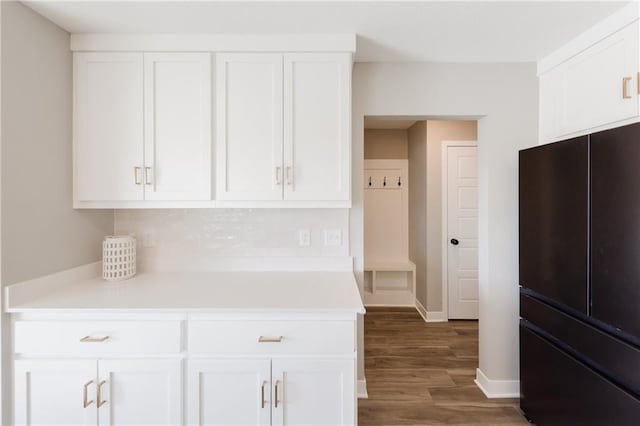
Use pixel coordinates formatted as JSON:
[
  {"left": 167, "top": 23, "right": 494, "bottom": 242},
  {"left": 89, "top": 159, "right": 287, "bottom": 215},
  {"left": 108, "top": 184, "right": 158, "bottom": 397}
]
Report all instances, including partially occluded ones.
[{"left": 23, "top": 1, "right": 629, "bottom": 63}]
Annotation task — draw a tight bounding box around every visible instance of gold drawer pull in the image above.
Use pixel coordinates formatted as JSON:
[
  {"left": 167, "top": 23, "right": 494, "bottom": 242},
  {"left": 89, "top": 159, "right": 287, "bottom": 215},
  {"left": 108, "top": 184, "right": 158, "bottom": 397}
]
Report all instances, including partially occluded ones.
[
  {"left": 623, "top": 76, "right": 632, "bottom": 99},
  {"left": 261, "top": 381, "right": 267, "bottom": 408},
  {"left": 274, "top": 380, "right": 281, "bottom": 408},
  {"left": 83, "top": 380, "right": 94, "bottom": 408},
  {"left": 258, "top": 336, "right": 283, "bottom": 343},
  {"left": 134, "top": 167, "right": 142, "bottom": 185},
  {"left": 97, "top": 380, "right": 107, "bottom": 407},
  {"left": 80, "top": 335, "right": 110, "bottom": 343}
]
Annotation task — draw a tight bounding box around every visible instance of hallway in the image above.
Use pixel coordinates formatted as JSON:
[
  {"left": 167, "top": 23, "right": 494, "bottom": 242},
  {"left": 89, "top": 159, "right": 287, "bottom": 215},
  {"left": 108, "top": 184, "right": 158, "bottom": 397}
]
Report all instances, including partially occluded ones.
[{"left": 358, "top": 308, "right": 527, "bottom": 425}]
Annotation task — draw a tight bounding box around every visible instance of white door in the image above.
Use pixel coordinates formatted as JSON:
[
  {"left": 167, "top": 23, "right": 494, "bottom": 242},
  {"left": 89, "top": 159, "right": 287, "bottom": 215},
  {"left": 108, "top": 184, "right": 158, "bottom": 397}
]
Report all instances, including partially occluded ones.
[
  {"left": 271, "top": 359, "right": 354, "bottom": 426},
  {"left": 446, "top": 145, "right": 479, "bottom": 319},
  {"left": 144, "top": 53, "right": 212, "bottom": 201},
  {"left": 14, "top": 359, "right": 98, "bottom": 426},
  {"left": 216, "top": 53, "right": 283, "bottom": 201},
  {"left": 283, "top": 53, "right": 351, "bottom": 201},
  {"left": 75, "top": 52, "right": 144, "bottom": 201},
  {"left": 97, "top": 359, "right": 181, "bottom": 426},
  {"left": 187, "top": 359, "right": 271, "bottom": 426}
]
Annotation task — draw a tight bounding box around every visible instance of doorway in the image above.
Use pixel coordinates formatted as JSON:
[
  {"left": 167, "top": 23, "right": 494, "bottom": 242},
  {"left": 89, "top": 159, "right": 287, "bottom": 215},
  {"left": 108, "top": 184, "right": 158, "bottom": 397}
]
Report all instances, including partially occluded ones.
[{"left": 361, "top": 118, "right": 478, "bottom": 321}]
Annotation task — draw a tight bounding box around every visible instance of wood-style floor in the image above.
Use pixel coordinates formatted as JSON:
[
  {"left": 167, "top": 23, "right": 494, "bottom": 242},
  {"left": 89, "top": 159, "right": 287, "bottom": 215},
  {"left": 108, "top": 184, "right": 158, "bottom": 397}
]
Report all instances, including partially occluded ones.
[{"left": 358, "top": 308, "right": 528, "bottom": 425}]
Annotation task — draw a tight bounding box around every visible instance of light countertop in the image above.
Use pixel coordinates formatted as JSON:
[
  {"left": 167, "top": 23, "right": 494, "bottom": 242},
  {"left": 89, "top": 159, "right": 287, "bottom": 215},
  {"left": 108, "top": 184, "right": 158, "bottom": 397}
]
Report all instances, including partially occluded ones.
[{"left": 6, "top": 269, "right": 365, "bottom": 314}]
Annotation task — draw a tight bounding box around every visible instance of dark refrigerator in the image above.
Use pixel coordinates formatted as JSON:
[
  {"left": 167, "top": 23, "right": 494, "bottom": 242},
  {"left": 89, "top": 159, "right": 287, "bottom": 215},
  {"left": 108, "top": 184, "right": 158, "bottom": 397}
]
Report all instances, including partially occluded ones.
[{"left": 519, "top": 123, "right": 640, "bottom": 425}]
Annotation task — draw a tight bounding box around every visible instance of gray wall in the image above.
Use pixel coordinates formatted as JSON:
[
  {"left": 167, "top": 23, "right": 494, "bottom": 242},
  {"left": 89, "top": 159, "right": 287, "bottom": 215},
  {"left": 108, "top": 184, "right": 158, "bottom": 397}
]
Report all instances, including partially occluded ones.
[
  {"left": 1, "top": 1, "right": 113, "bottom": 287},
  {"left": 407, "top": 121, "right": 427, "bottom": 305},
  {"left": 351, "top": 62, "right": 538, "bottom": 384}
]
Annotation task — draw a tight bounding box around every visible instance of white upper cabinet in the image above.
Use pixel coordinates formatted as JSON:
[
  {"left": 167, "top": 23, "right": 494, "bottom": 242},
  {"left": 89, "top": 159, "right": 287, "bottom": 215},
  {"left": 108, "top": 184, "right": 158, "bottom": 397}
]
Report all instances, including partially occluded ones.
[
  {"left": 215, "top": 52, "right": 352, "bottom": 205},
  {"left": 75, "top": 53, "right": 144, "bottom": 202},
  {"left": 216, "top": 53, "right": 284, "bottom": 201},
  {"left": 538, "top": 4, "right": 640, "bottom": 143},
  {"left": 74, "top": 52, "right": 212, "bottom": 206},
  {"left": 73, "top": 36, "right": 353, "bottom": 207},
  {"left": 284, "top": 54, "right": 351, "bottom": 201},
  {"left": 144, "top": 53, "right": 212, "bottom": 201}
]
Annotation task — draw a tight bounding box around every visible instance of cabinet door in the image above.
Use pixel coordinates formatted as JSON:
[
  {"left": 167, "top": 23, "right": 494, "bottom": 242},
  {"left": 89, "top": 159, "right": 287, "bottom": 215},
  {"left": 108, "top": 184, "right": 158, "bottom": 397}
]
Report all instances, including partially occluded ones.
[
  {"left": 187, "top": 359, "right": 270, "bottom": 426},
  {"left": 75, "top": 52, "right": 144, "bottom": 201},
  {"left": 216, "top": 53, "right": 283, "bottom": 201},
  {"left": 560, "top": 22, "right": 638, "bottom": 136},
  {"left": 519, "top": 137, "right": 589, "bottom": 313},
  {"left": 284, "top": 53, "right": 351, "bottom": 201},
  {"left": 272, "top": 359, "right": 355, "bottom": 426},
  {"left": 97, "top": 359, "right": 181, "bottom": 426},
  {"left": 14, "top": 360, "right": 98, "bottom": 426},
  {"left": 144, "top": 53, "right": 212, "bottom": 201},
  {"left": 591, "top": 122, "right": 640, "bottom": 341}
]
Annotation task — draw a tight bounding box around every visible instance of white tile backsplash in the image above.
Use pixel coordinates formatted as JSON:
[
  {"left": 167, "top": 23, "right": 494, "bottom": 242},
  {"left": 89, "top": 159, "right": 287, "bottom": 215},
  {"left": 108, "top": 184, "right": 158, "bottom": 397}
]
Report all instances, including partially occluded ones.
[{"left": 114, "top": 209, "right": 350, "bottom": 271}]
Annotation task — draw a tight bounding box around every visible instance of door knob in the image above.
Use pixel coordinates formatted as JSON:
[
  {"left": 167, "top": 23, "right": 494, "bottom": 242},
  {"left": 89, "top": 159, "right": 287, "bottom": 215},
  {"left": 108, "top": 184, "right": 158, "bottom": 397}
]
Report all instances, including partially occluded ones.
[{"left": 450, "top": 238, "right": 459, "bottom": 245}]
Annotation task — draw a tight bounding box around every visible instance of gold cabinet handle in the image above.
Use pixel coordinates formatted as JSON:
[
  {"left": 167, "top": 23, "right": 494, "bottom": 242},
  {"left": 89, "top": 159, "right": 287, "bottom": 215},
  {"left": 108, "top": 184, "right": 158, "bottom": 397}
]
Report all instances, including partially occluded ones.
[
  {"left": 285, "top": 166, "right": 293, "bottom": 186},
  {"left": 97, "top": 380, "right": 107, "bottom": 407},
  {"left": 261, "top": 381, "right": 267, "bottom": 408},
  {"left": 134, "top": 167, "right": 142, "bottom": 185},
  {"left": 144, "top": 167, "right": 152, "bottom": 185},
  {"left": 637, "top": 72, "right": 640, "bottom": 94},
  {"left": 274, "top": 380, "right": 281, "bottom": 408},
  {"left": 275, "top": 166, "right": 282, "bottom": 185},
  {"left": 623, "top": 76, "right": 632, "bottom": 99},
  {"left": 258, "top": 336, "right": 283, "bottom": 343},
  {"left": 80, "top": 335, "right": 110, "bottom": 343},
  {"left": 83, "top": 380, "right": 94, "bottom": 408}
]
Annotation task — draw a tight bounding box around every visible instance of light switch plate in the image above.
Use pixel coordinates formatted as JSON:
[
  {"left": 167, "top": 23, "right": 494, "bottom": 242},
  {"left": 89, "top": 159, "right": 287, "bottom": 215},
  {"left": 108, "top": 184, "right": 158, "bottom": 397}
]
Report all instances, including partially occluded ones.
[
  {"left": 298, "top": 229, "right": 311, "bottom": 247},
  {"left": 324, "top": 229, "right": 342, "bottom": 246}
]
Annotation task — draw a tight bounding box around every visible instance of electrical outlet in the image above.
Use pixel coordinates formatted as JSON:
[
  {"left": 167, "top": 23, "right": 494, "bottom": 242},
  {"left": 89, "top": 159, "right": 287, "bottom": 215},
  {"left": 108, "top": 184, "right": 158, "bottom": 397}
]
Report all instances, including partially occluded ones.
[
  {"left": 324, "top": 229, "right": 342, "bottom": 246},
  {"left": 298, "top": 229, "right": 311, "bottom": 247}
]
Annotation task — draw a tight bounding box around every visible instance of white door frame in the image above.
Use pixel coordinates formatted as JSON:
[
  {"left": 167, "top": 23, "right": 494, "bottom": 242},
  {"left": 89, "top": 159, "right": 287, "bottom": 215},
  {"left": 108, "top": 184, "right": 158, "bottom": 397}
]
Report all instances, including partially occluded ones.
[{"left": 441, "top": 140, "right": 478, "bottom": 320}]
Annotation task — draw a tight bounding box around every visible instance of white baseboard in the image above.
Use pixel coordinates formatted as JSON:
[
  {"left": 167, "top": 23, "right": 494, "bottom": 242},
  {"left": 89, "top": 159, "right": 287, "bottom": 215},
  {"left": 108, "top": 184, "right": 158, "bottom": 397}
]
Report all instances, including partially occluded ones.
[
  {"left": 415, "top": 298, "right": 428, "bottom": 321},
  {"left": 426, "top": 310, "right": 446, "bottom": 322},
  {"left": 357, "top": 379, "right": 368, "bottom": 399},
  {"left": 414, "top": 299, "right": 447, "bottom": 323},
  {"left": 474, "top": 368, "right": 520, "bottom": 398}
]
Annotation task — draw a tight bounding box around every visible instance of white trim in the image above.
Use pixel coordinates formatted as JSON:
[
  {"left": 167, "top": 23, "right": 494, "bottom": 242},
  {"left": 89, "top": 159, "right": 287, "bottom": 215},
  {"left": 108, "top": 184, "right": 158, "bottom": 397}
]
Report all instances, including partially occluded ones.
[
  {"left": 357, "top": 379, "right": 368, "bottom": 399},
  {"left": 425, "top": 311, "right": 446, "bottom": 323},
  {"left": 537, "top": 2, "right": 639, "bottom": 75},
  {"left": 474, "top": 368, "right": 520, "bottom": 399},
  {"left": 415, "top": 298, "right": 428, "bottom": 322},
  {"left": 70, "top": 34, "right": 357, "bottom": 53},
  {"left": 441, "top": 140, "right": 477, "bottom": 321}
]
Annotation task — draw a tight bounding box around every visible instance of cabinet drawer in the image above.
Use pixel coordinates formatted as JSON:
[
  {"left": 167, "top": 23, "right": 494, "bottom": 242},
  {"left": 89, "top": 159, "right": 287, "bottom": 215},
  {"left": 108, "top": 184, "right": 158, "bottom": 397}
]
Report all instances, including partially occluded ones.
[
  {"left": 188, "top": 320, "right": 354, "bottom": 354},
  {"left": 14, "top": 321, "right": 182, "bottom": 355}
]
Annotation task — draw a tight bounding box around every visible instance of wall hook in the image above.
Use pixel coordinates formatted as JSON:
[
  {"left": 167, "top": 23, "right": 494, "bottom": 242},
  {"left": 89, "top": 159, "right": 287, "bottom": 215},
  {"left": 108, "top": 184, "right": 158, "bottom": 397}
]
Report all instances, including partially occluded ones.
[
  {"left": 383, "top": 176, "right": 387, "bottom": 187},
  {"left": 397, "top": 176, "right": 402, "bottom": 187},
  {"left": 368, "top": 176, "right": 372, "bottom": 187}
]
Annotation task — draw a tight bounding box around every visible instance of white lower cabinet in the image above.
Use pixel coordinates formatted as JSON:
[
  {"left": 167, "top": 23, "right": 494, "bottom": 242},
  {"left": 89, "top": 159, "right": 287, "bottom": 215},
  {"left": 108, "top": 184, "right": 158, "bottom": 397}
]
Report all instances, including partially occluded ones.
[
  {"left": 14, "top": 360, "right": 98, "bottom": 426},
  {"left": 13, "top": 317, "right": 357, "bottom": 426},
  {"left": 14, "top": 359, "right": 181, "bottom": 426},
  {"left": 187, "top": 358, "right": 354, "bottom": 426},
  {"left": 98, "top": 359, "right": 182, "bottom": 426},
  {"left": 187, "top": 359, "right": 271, "bottom": 426},
  {"left": 272, "top": 359, "right": 354, "bottom": 426}
]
